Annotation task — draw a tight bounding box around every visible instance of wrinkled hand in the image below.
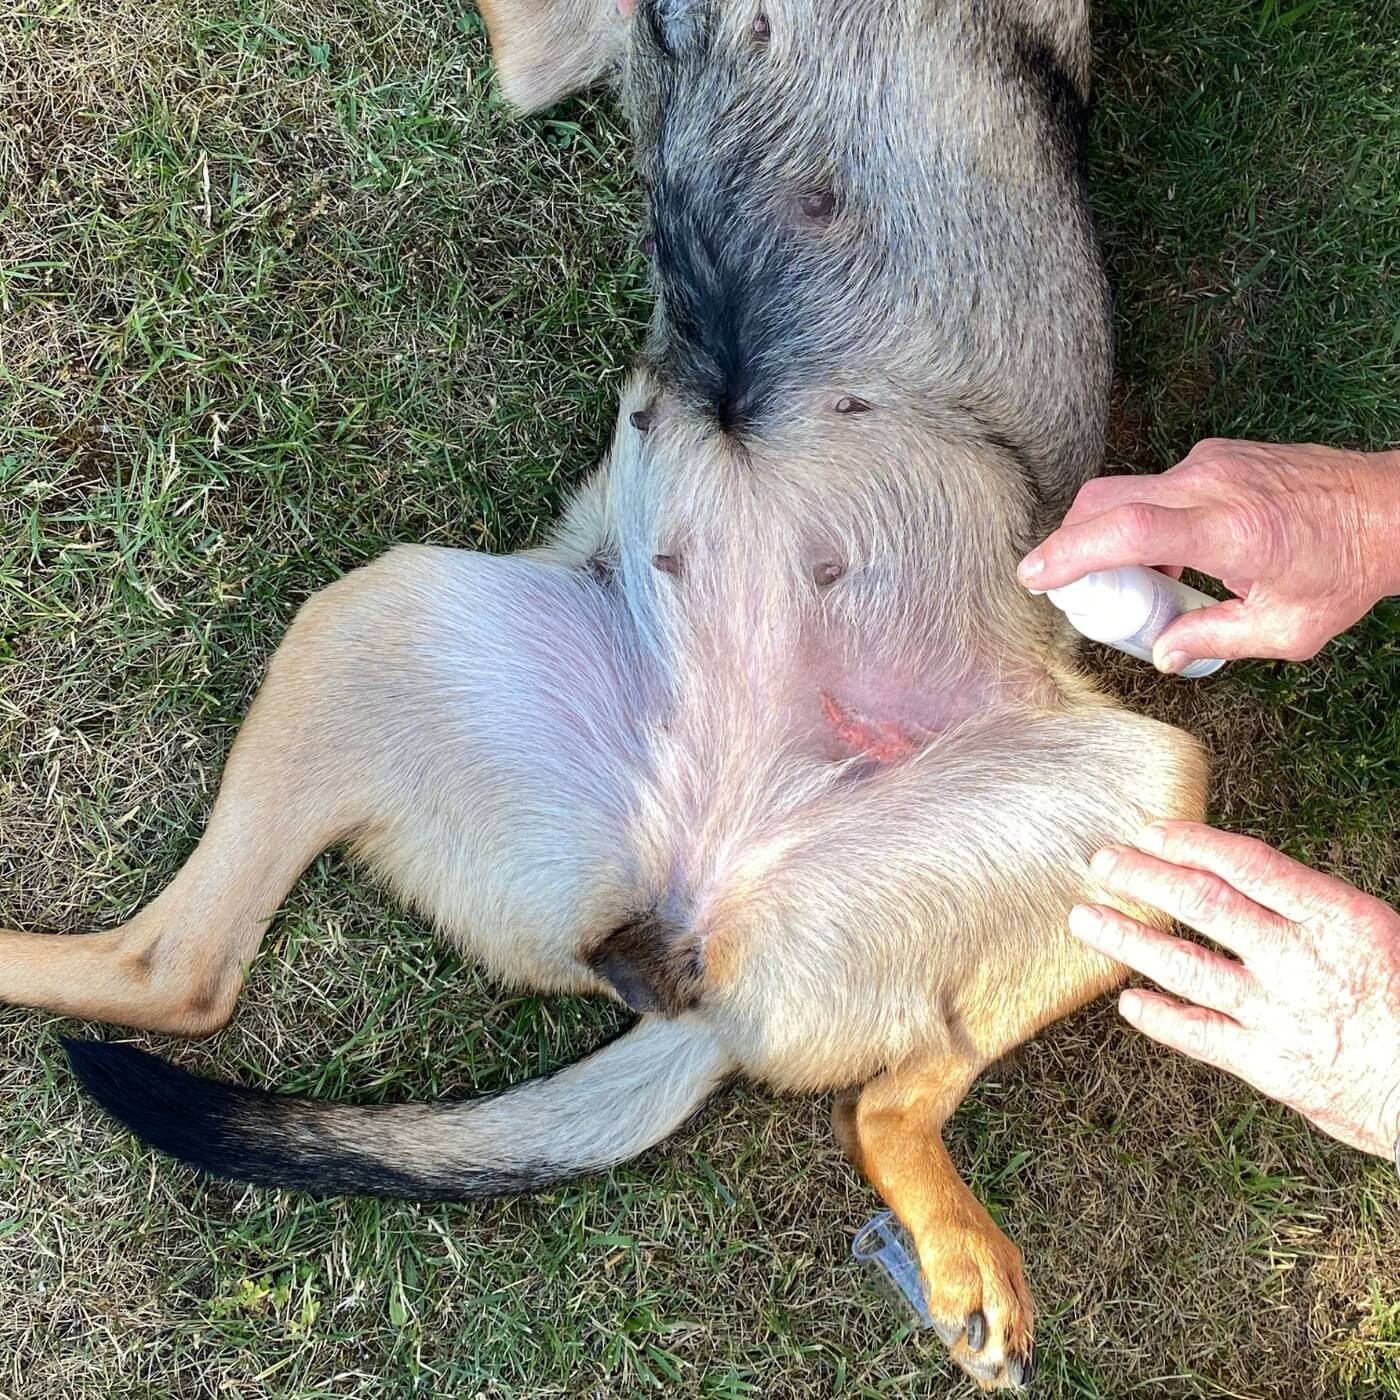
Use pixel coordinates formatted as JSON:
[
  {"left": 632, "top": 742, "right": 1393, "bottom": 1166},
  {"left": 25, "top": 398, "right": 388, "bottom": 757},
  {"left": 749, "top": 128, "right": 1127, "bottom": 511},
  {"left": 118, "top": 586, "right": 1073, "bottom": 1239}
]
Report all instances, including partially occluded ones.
[
  {"left": 1068, "top": 821, "right": 1400, "bottom": 1160},
  {"left": 1018, "top": 439, "right": 1400, "bottom": 672}
]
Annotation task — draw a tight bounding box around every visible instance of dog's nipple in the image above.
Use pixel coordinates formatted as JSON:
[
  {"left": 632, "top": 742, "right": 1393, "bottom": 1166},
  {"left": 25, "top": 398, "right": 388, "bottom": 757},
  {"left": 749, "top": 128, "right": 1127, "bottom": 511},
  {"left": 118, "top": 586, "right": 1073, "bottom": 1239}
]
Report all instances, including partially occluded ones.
[
  {"left": 653, "top": 553, "right": 682, "bottom": 577},
  {"left": 833, "top": 395, "right": 871, "bottom": 414},
  {"left": 752, "top": 12, "right": 769, "bottom": 39},
  {"left": 631, "top": 405, "right": 654, "bottom": 432},
  {"left": 797, "top": 189, "right": 836, "bottom": 223},
  {"left": 814, "top": 561, "right": 844, "bottom": 586}
]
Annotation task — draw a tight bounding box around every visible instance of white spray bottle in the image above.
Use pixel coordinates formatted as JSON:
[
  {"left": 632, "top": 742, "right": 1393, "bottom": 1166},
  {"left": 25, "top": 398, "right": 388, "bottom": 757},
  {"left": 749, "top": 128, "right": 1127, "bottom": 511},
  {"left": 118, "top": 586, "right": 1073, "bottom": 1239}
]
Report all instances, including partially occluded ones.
[{"left": 1043, "top": 565, "right": 1225, "bottom": 679}]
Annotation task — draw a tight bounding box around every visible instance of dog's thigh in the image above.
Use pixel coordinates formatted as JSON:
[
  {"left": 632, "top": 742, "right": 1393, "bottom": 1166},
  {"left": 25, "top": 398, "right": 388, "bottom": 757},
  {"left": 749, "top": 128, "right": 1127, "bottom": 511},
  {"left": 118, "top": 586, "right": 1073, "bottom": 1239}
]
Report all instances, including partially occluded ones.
[
  {"left": 713, "top": 703, "right": 1206, "bottom": 1090},
  {"left": 341, "top": 546, "right": 656, "bottom": 992},
  {"left": 0, "top": 545, "right": 651, "bottom": 1030}
]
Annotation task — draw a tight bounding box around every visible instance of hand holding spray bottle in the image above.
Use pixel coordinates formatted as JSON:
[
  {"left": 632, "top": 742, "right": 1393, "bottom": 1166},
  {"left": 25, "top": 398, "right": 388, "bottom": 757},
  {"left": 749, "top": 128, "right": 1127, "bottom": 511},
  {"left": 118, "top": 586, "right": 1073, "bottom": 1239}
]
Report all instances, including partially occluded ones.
[{"left": 1041, "top": 565, "right": 1225, "bottom": 677}]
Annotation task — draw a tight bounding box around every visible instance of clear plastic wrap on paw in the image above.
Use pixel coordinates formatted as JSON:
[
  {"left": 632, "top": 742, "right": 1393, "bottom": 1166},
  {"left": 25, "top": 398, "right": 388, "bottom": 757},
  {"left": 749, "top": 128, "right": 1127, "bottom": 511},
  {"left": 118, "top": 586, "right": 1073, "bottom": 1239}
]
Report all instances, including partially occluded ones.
[{"left": 852, "top": 1210, "right": 934, "bottom": 1330}]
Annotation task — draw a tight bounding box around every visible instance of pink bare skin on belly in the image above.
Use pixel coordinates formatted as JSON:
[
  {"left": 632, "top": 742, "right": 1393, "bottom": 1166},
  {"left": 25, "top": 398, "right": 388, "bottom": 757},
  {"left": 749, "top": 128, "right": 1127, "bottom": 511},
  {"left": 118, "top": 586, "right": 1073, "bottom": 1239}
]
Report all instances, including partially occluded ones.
[
  {"left": 811, "top": 663, "right": 1056, "bottom": 765},
  {"left": 818, "top": 691, "right": 922, "bottom": 763}
]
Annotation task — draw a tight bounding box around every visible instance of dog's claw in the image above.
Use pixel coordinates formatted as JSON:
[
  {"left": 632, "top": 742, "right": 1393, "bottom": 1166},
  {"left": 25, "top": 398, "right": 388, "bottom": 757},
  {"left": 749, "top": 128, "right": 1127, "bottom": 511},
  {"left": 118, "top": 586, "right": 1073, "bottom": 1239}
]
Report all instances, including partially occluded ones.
[
  {"left": 965, "top": 1309, "right": 987, "bottom": 1352},
  {"left": 1007, "top": 1345, "right": 1036, "bottom": 1388}
]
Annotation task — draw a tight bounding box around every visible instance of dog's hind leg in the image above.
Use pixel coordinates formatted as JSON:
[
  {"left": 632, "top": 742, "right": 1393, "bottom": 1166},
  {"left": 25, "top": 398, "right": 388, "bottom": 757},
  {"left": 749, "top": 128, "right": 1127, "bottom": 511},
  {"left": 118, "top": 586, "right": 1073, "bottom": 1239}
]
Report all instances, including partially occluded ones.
[
  {"left": 806, "top": 704, "right": 1207, "bottom": 1390},
  {"left": 0, "top": 569, "right": 391, "bottom": 1034},
  {"left": 833, "top": 904, "right": 1150, "bottom": 1390},
  {"left": 835, "top": 898, "right": 1143, "bottom": 1390},
  {"left": 0, "top": 543, "right": 652, "bottom": 1035},
  {"left": 834, "top": 1036, "right": 1064, "bottom": 1383},
  {"left": 0, "top": 766, "right": 340, "bottom": 1036},
  {"left": 831, "top": 911, "right": 1142, "bottom": 1389},
  {"left": 835, "top": 1052, "right": 1038, "bottom": 1389}
]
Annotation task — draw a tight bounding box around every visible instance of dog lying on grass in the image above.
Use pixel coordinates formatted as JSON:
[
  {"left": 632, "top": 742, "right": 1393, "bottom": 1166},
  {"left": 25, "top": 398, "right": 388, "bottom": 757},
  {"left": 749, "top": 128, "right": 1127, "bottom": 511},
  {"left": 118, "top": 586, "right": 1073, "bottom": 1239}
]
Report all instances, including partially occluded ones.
[{"left": 1, "top": 0, "right": 1206, "bottom": 1387}]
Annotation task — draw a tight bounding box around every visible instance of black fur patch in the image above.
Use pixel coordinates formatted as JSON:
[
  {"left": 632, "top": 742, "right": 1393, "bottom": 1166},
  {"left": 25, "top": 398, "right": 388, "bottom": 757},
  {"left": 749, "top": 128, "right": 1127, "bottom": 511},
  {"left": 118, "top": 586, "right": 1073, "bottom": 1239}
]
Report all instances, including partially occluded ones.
[
  {"left": 1009, "top": 30, "right": 1090, "bottom": 183},
  {"left": 637, "top": 10, "right": 864, "bottom": 439},
  {"left": 642, "top": 0, "right": 677, "bottom": 58},
  {"left": 588, "top": 913, "right": 702, "bottom": 1015},
  {"left": 643, "top": 0, "right": 711, "bottom": 59},
  {"left": 650, "top": 155, "right": 808, "bottom": 435},
  {"left": 65, "top": 1037, "right": 600, "bottom": 1201}
]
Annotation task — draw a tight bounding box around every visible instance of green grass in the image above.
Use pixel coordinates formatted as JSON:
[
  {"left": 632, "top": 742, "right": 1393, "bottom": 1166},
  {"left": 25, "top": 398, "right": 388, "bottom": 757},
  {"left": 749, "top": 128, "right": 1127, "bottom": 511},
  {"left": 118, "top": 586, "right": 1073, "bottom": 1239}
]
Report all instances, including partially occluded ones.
[{"left": 1, "top": 0, "right": 1397, "bottom": 1397}]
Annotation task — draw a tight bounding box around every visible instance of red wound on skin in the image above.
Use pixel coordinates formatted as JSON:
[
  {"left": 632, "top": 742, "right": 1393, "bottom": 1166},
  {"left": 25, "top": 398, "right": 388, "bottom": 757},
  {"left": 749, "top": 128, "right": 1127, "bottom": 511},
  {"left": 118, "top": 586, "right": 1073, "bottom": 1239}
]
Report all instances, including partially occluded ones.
[{"left": 819, "top": 691, "right": 918, "bottom": 763}]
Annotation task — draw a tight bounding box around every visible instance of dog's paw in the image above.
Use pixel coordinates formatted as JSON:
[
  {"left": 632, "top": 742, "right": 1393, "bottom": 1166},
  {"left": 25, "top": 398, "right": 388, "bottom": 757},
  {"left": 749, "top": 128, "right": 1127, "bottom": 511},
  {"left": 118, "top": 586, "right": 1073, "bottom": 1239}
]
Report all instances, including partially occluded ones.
[{"left": 920, "top": 1221, "right": 1035, "bottom": 1390}]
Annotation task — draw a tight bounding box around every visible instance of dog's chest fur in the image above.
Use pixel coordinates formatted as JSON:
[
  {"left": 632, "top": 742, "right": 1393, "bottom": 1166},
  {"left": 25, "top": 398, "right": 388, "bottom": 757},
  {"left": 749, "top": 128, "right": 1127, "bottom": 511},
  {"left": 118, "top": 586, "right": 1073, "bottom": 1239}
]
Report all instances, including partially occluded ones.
[{"left": 623, "top": 0, "right": 1110, "bottom": 513}]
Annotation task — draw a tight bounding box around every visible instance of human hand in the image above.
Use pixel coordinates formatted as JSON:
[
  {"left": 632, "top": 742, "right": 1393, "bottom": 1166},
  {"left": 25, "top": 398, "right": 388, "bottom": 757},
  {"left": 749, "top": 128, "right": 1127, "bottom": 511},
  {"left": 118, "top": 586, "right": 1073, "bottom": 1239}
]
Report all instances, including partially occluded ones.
[
  {"left": 1068, "top": 821, "right": 1400, "bottom": 1160},
  {"left": 1018, "top": 439, "right": 1400, "bottom": 671}
]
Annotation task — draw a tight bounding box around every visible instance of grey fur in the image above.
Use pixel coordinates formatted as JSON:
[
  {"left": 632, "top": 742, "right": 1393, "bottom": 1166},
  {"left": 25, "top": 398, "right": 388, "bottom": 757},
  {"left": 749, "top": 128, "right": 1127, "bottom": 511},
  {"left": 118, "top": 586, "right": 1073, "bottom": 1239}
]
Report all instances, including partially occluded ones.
[{"left": 628, "top": 0, "right": 1110, "bottom": 516}]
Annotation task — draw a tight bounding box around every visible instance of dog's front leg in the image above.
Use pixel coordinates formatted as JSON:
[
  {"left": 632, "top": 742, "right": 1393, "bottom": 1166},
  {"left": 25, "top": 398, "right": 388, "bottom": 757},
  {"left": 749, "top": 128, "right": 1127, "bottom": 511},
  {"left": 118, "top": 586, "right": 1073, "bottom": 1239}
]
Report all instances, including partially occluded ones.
[{"left": 835, "top": 1057, "right": 1035, "bottom": 1391}]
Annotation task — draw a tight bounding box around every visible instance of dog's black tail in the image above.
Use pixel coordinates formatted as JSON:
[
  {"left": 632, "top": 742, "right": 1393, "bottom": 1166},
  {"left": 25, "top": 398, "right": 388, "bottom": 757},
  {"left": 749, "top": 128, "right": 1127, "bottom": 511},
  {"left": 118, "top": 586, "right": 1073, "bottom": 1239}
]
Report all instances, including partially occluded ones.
[{"left": 63, "top": 1015, "right": 732, "bottom": 1199}]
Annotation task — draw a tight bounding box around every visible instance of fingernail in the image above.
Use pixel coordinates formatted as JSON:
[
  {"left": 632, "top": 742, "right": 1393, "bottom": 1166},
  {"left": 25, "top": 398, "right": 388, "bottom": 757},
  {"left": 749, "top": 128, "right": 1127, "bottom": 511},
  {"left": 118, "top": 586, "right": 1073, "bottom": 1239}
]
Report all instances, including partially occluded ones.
[
  {"left": 1089, "top": 846, "right": 1121, "bottom": 879},
  {"left": 1136, "top": 823, "right": 1166, "bottom": 854},
  {"left": 1067, "top": 904, "right": 1107, "bottom": 941},
  {"left": 1119, "top": 989, "right": 1143, "bottom": 1019},
  {"left": 1018, "top": 550, "right": 1044, "bottom": 583},
  {"left": 1156, "top": 650, "right": 1187, "bottom": 674}
]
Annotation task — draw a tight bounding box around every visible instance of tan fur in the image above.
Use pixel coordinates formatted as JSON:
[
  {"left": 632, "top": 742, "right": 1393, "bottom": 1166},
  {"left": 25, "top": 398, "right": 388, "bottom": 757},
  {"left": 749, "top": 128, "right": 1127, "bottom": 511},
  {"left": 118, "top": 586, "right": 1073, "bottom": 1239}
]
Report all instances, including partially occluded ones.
[
  {"left": 0, "top": 495, "right": 1205, "bottom": 1389},
  {"left": 478, "top": 0, "right": 626, "bottom": 111},
  {"left": 837, "top": 1057, "right": 1036, "bottom": 1389}
]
